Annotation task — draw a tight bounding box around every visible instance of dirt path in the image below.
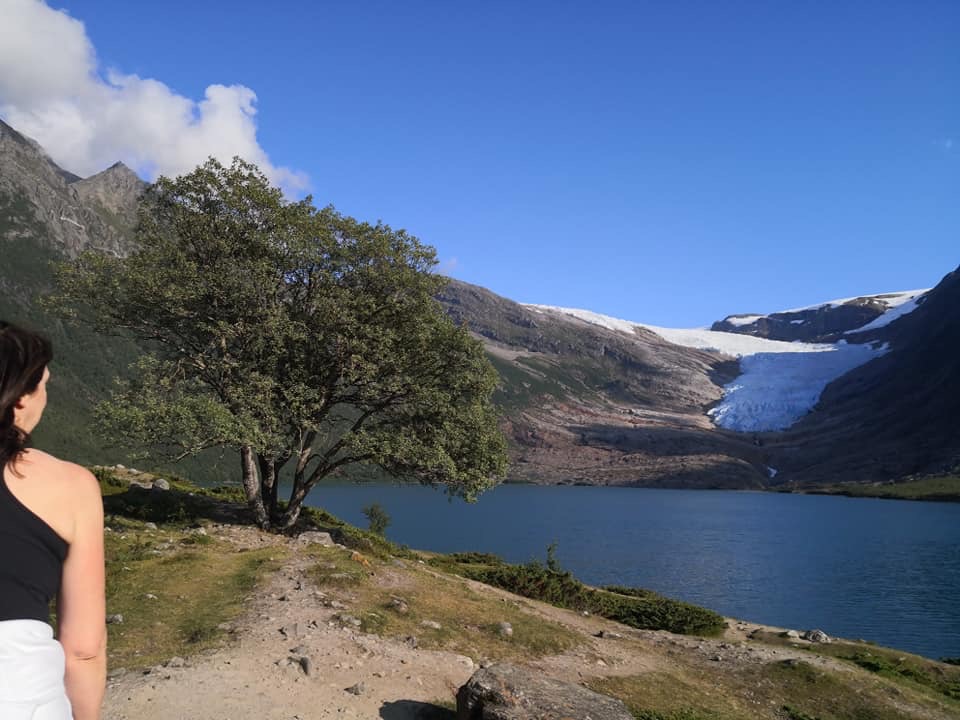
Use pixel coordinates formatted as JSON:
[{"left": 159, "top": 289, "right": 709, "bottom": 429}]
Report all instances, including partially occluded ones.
[{"left": 103, "top": 526, "right": 952, "bottom": 720}]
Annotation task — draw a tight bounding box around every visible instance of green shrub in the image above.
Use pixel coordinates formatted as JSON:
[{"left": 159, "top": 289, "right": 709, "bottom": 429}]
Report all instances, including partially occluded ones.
[
  {"left": 434, "top": 556, "right": 724, "bottom": 636},
  {"left": 362, "top": 502, "right": 391, "bottom": 535}
]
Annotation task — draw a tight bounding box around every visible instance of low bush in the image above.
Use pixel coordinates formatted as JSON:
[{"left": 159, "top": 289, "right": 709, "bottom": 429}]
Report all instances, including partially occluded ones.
[{"left": 433, "top": 556, "right": 724, "bottom": 636}]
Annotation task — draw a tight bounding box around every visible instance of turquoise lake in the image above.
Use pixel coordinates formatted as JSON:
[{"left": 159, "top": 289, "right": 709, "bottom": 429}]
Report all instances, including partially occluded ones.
[{"left": 303, "top": 483, "right": 960, "bottom": 660}]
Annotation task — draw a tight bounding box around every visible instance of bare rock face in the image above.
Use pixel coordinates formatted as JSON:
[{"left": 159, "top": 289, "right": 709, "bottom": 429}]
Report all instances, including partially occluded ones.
[
  {"left": 456, "top": 663, "right": 633, "bottom": 720},
  {"left": 0, "top": 118, "right": 143, "bottom": 258}
]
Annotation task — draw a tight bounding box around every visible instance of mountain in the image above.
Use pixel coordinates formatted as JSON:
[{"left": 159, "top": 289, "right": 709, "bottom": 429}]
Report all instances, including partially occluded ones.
[
  {"left": 770, "top": 268, "right": 960, "bottom": 485},
  {"left": 711, "top": 289, "right": 928, "bottom": 343},
  {"left": 0, "top": 119, "right": 142, "bottom": 257},
  {"left": 3, "top": 117, "right": 957, "bottom": 491},
  {"left": 439, "top": 280, "right": 766, "bottom": 488},
  {"left": 439, "top": 275, "right": 959, "bottom": 489}
]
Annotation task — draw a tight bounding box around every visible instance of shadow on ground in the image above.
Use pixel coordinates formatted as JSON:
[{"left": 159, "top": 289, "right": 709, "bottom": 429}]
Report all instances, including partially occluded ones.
[{"left": 379, "top": 699, "right": 456, "bottom": 719}]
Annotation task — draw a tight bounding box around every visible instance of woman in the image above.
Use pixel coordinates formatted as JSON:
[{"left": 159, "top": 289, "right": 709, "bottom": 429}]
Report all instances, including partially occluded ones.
[{"left": 0, "top": 322, "right": 105, "bottom": 720}]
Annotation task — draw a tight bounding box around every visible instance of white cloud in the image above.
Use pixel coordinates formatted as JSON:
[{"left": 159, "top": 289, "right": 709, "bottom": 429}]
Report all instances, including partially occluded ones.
[
  {"left": 0, "top": 0, "right": 307, "bottom": 191},
  {"left": 437, "top": 256, "right": 460, "bottom": 275}
]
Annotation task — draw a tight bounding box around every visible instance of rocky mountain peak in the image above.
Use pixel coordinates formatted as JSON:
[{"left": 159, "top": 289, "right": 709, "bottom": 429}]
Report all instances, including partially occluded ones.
[
  {"left": 0, "top": 117, "right": 138, "bottom": 257},
  {"left": 71, "top": 160, "right": 147, "bottom": 221}
]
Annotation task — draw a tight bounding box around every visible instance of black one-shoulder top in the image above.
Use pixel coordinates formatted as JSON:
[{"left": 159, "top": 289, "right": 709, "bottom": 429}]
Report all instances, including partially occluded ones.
[{"left": 0, "top": 470, "right": 68, "bottom": 622}]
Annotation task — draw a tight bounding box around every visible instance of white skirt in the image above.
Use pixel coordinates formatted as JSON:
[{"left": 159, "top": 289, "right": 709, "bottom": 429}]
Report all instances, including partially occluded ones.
[{"left": 0, "top": 619, "right": 72, "bottom": 719}]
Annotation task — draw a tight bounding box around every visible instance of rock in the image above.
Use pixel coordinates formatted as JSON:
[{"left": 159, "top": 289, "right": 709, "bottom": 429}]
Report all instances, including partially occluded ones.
[
  {"left": 595, "top": 630, "right": 624, "bottom": 639},
  {"left": 144, "top": 522, "right": 157, "bottom": 530},
  {"left": 802, "top": 629, "right": 831, "bottom": 643},
  {"left": 297, "top": 656, "right": 312, "bottom": 676},
  {"left": 781, "top": 630, "right": 801, "bottom": 639},
  {"left": 345, "top": 682, "right": 365, "bottom": 696},
  {"left": 106, "top": 614, "right": 124, "bottom": 625},
  {"left": 144, "top": 593, "right": 158, "bottom": 600},
  {"left": 420, "top": 619, "right": 442, "bottom": 630},
  {"left": 337, "top": 615, "right": 362, "bottom": 628},
  {"left": 166, "top": 656, "right": 185, "bottom": 668},
  {"left": 497, "top": 622, "right": 513, "bottom": 638},
  {"left": 152, "top": 478, "right": 171, "bottom": 491},
  {"left": 297, "top": 531, "right": 334, "bottom": 546},
  {"left": 280, "top": 623, "right": 303, "bottom": 637},
  {"left": 456, "top": 663, "right": 633, "bottom": 720},
  {"left": 711, "top": 655, "right": 723, "bottom": 662},
  {"left": 389, "top": 596, "right": 409, "bottom": 614}
]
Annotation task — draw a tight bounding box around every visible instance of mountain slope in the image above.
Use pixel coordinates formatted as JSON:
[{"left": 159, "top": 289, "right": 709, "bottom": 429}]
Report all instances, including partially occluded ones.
[
  {"left": 770, "top": 267, "right": 960, "bottom": 484},
  {"left": 439, "top": 280, "right": 769, "bottom": 488}
]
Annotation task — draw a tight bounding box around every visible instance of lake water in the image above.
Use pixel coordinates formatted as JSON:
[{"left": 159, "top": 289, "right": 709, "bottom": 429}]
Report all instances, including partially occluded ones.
[{"left": 303, "top": 483, "right": 960, "bottom": 660}]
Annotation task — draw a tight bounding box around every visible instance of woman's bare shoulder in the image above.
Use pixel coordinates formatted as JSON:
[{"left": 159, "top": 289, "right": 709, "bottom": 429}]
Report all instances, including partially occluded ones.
[{"left": 20, "top": 449, "right": 98, "bottom": 487}]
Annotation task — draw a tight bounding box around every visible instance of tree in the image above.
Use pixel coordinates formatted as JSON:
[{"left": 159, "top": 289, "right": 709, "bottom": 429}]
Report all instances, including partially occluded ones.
[
  {"left": 362, "top": 503, "right": 391, "bottom": 536},
  {"left": 53, "top": 157, "right": 507, "bottom": 529}
]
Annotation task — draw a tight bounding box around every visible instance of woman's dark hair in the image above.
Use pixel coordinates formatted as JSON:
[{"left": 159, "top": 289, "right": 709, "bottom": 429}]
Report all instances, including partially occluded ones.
[{"left": 0, "top": 321, "right": 53, "bottom": 469}]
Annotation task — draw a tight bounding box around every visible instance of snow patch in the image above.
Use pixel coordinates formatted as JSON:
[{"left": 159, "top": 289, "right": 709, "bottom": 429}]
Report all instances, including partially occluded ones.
[
  {"left": 778, "top": 289, "right": 928, "bottom": 315},
  {"left": 726, "top": 315, "right": 764, "bottom": 327},
  {"left": 846, "top": 291, "right": 928, "bottom": 334},
  {"left": 767, "top": 466, "right": 779, "bottom": 478}
]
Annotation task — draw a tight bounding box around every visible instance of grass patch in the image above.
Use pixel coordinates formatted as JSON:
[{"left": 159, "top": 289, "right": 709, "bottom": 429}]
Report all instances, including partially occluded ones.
[
  {"left": 759, "top": 632, "right": 960, "bottom": 704},
  {"left": 840, "top": 649, "right": 960, "bottom": 701},
  {"left": 810, "top": 474, "right": 960, "bottom": 502},
  {"left": 105, "top": 525, "right": 283, "bottom": 670},
  {"left": 431, "top": 554, "right": 724, "bottom": 636},
  {"left": 591, "top": 672, "right": 741, "bottom": 720},
  {"left": 300, "top": 504, "right": 418, "bottom": 559},
  {"left": 309, "top": 547, "right": 580, "bottom": 662},
  {"left": 754, "top": 659, "right": 913, "bottom": 720}
]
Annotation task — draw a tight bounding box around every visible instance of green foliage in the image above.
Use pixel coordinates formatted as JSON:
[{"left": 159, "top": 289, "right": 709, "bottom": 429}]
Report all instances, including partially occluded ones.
[
  {"left": 432, "top": 554, "right": 724, "bottom": 636},
  {"left": 50, "top": 157, "right": 507, "bottom": 528},
  {"left": 545, "top": 540, "right": 560, "bottom": 572},
  {"left": 362, "top": 502, "right": 391, "bottom": 535}
]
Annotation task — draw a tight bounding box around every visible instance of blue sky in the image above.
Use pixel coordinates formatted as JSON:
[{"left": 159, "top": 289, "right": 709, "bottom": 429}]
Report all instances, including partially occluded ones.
[{"left": 4, "top": 1, "right": 958, "bottom": 326}]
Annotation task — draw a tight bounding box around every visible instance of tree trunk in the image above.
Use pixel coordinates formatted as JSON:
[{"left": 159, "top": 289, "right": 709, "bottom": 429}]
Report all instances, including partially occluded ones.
[
  {"left": 280, "top": 480, "right": 309, "bottom": 530},
  {"left": 258, "top": 455, "right": 280, "bottom": 523},
  {"left": 241, "top": 445, "right": 270, "bottom": 529}
]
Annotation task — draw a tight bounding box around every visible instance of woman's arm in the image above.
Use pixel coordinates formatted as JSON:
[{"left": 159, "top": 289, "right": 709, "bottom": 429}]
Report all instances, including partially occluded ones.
[{"left": 56, "top": 465, "right": 106, "bottom": 720}]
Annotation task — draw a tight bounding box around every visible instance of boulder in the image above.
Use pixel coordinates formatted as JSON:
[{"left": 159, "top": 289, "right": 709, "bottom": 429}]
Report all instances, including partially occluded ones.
[
  {"left": 297, "top": 531, "right": 334, "bottom": 547},
  {"left": 456, "top": 663, "right": 633, "bottom": 720},
  {"left": 802, "top": 629, "right": 831, "bottom": 643}
]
